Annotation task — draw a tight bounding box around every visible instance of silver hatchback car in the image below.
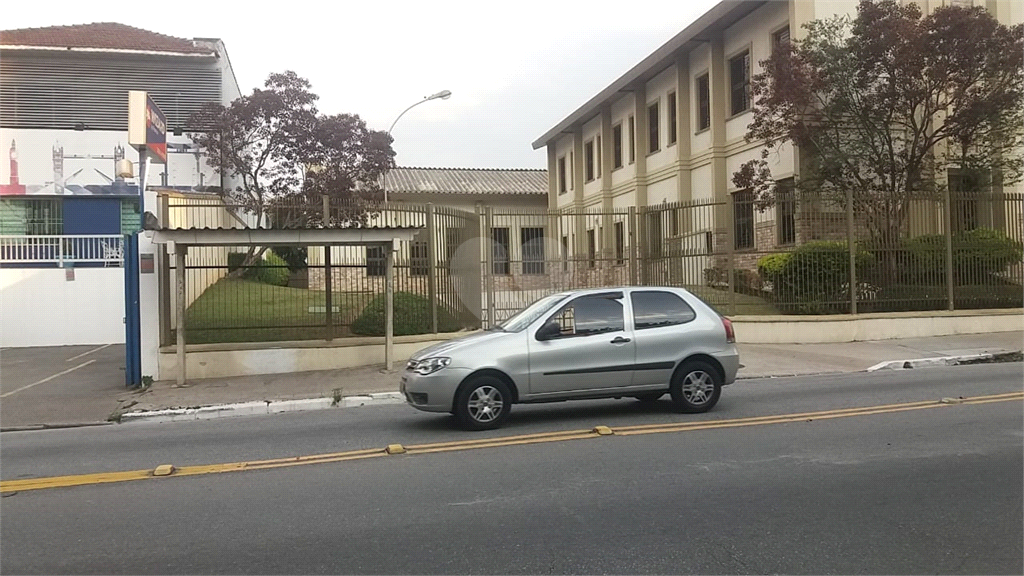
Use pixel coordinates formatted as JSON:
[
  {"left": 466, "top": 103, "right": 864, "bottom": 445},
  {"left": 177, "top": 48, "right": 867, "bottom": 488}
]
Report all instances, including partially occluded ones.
[{"left": 401, "top": 286, "right": 739, "bottom": 430}]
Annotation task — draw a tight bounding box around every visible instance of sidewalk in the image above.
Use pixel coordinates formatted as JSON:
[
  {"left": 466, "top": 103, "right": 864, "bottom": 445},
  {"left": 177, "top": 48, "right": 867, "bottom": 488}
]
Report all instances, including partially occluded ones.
[{"left": 2, "top": 332, "right": 1021, "bottom": 429}]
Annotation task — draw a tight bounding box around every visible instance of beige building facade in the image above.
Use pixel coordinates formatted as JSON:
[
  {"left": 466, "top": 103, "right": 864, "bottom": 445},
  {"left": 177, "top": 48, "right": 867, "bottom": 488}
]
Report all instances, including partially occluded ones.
[{"left": 532, "top": 0, "right": 1024, "bottom": 266}]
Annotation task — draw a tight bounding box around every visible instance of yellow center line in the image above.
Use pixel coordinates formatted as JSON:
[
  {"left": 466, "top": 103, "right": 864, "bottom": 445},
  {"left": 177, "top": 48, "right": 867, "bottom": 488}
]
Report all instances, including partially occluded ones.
[{"left": 2, "top": 391, "right": 1019, "bottom": 494}]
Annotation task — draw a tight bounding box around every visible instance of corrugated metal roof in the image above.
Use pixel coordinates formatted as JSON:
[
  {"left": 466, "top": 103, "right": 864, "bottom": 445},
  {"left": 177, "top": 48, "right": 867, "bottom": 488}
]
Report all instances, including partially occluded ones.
[
  {"left": 0, "top": 23, "right": 215, "bottom": 55},
  {"left": 386, "top": 167, "right": 547, "bottom": 196}
]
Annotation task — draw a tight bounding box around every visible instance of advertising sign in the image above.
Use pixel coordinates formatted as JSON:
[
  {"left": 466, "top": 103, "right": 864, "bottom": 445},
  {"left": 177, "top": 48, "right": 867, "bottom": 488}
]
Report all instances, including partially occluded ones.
[{"left": 128, "top": 91, "right": 167, "bottom": 163}]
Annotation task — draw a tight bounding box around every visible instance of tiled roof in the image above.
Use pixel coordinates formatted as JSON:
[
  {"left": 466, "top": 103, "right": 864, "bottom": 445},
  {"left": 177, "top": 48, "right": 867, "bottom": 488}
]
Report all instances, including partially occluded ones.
[
  {"left": 0, "top": 23, "right": 214, "bottom": 55},
  {"left": 386, "top": 167, "right": 547, "bottom": 196}
]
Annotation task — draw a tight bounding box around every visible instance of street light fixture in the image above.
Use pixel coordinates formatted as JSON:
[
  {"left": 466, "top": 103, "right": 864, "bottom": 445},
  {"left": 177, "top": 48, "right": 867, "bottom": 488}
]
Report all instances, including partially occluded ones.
[{"left": 382, "top": 90, "right": 452, "bottom": 203}]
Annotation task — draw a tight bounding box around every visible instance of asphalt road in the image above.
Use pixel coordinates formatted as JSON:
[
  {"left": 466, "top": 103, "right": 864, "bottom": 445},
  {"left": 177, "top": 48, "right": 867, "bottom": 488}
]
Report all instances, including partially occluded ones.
[{"left": 1, "top": 363, "right": 1022, "bottom": 574}]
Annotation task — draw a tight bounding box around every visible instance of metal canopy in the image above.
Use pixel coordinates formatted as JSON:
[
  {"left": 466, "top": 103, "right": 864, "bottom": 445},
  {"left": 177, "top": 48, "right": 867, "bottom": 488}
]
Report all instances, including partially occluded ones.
[
  {"left": 146, "top": 227, "right": 421, "bottom": 247},
  {"left": 145, "top": 226, "right": 422, "bottom": 386}
]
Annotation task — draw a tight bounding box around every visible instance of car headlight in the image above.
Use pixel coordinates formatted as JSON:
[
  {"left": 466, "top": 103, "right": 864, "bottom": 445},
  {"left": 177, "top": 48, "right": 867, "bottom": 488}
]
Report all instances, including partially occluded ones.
[{"left": 409, "top": 357, "right": 451, "bottom": 375}]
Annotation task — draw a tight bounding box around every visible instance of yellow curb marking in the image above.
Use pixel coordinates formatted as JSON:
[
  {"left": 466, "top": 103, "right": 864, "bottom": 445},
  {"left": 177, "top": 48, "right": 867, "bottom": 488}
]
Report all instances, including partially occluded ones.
[{"left": 2, "top": 391, "right": 1020, "bottom": 494}]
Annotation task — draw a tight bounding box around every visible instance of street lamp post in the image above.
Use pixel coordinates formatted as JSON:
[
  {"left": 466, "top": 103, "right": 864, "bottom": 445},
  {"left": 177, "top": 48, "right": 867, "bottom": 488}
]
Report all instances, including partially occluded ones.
[{"left": 382, "top": 90, "right": 451, "bottom": 203}]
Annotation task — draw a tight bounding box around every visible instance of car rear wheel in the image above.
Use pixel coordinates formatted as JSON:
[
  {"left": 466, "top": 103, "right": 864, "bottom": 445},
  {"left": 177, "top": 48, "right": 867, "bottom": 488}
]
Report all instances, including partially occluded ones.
[
  {"left": 454, "top": 376, "right": 512, "bottom": 431},
  {"left": 669, "top": 361, "right": 722, "bottom": 413}
]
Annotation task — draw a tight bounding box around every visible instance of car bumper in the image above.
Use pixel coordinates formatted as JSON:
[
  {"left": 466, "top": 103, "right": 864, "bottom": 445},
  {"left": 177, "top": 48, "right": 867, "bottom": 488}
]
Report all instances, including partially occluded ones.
[
  {"left": 717, "top": 348, "right": 740, "bottom": 384},
  {"left": 400, "top": 367, "right": 472, "bottom": 413}
]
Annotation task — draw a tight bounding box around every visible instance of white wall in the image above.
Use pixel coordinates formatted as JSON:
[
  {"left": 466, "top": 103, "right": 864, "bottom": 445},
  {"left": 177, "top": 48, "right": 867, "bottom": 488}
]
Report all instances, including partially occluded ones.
[{"left": 0, "top": 267, "right": 125, "bottom": 347}]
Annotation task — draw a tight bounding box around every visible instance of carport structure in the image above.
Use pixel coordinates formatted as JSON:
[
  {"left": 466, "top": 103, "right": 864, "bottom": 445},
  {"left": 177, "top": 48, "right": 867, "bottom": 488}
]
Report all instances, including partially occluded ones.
[{"left": 146, "top": 226, "right": 421, "bottom": 385}]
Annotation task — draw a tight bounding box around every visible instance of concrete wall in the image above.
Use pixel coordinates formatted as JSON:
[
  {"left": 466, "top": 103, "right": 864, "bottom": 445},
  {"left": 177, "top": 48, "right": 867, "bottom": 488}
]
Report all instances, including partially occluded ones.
[
  {"left": 0, "top": 267, "right": 125, "bottom": 347},
  {"left": 152, "top": 309, "right": 1023, "bottom": 380},
  {"left": 733, "top": 309, "right": 1024, "bottom": 344},
  {"left": 158, "top": 333, "right": 463, "bottom": 380}
]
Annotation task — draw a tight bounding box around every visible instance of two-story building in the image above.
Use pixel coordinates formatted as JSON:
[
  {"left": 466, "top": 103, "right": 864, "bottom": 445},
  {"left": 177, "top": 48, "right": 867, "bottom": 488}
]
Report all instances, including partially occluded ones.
[{"left": 532, "top": 0, "right": 1023, "bottom": 278}]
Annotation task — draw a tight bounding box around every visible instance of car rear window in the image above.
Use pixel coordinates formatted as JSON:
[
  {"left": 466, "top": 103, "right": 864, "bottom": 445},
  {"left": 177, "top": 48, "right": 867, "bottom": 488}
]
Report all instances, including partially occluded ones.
[{"left": 630, "top": 291, "right": 696, "bottom": 329}]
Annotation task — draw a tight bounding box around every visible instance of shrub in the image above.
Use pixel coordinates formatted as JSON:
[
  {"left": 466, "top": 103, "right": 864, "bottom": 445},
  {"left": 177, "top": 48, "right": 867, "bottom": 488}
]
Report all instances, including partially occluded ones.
[
  {"left": 351, "top": 291, "right": 464, "bottom": 336},
  {"left": 226, "top": 251, "right": 290, "bottom": 287},
  {"left": 900, "top": 228, "right": 1022, "bottom": 285},
  {"left": 757, "top": 241, "right": 875, "bottom": 314},
  {"left": 271, "top": 246, "right": 308, "bottom": 272}
]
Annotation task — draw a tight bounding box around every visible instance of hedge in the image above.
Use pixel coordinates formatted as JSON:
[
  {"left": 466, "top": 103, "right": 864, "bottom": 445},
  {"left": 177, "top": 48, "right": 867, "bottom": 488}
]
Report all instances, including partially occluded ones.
[
  {"left": 227, "top": 251, "right": 290, "bottom": 287},
  {"left": 351, "top": 292, "right": 464, "bottom": 336},
  {"left": 904, "top": 228, "right": 1023, "bottom": 285}
]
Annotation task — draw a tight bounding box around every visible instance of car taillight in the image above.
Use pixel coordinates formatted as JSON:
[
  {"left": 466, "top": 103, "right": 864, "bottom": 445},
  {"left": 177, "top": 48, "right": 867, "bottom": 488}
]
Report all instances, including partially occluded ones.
[{"left": 722, "top": 317, "right": 735, "bottom": 343}]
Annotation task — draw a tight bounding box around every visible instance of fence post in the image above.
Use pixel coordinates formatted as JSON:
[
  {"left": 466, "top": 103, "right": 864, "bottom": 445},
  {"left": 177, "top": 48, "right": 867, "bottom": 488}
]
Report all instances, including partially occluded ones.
[
  {"left": 628, "top": 206, "right": 638, "bottom": 285},
  {"left": 847, "top": 187, "right": 858, "bottom": 314},
  {"left": 484, "top": 206, "right": 496, "bottom": 327},
  {"left": 725, "top": 195, "right": 736, "bottom": 317},
  {"left": 426, "top": 203, "right": 438, "bottom": 334},
  {"left": 324, "top": 244, "right": 333, "bottom": 341},
  {"left": 943, "top": 185, "right": 955, "bottom": 311}
]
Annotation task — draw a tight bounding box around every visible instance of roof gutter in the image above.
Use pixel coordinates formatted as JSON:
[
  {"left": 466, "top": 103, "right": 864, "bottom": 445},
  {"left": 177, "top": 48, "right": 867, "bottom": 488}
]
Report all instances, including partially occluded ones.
[
  {"left": 530, "top": 0, "right": 767, "bottom": 150},
  {"left": 0, "top": 44, "right": 216, "bottom": 57}
]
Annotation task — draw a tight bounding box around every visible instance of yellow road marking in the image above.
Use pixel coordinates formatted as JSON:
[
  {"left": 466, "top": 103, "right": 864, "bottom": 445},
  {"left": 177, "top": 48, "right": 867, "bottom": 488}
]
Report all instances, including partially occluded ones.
[{"left": 2, "top": 391, "right": 1020, "bottom": 494}]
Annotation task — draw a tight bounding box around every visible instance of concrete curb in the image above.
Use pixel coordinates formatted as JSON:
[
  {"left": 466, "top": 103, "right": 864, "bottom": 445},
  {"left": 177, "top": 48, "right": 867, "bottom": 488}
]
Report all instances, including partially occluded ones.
[
  {"left": 119, "top": 392, "right": 406, "bottom": 425},
  {"left": 866, "top": 351, "right": 1022, "bottom": 372},
  {"left": 0, "top": 421, "right": 114, "bottom": 433}
]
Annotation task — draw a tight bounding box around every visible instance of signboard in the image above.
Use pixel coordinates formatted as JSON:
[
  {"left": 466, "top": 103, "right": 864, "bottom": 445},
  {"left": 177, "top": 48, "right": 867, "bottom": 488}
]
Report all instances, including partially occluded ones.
[{"left": 128, "top": 91, "right": 167, "bottom": 164}]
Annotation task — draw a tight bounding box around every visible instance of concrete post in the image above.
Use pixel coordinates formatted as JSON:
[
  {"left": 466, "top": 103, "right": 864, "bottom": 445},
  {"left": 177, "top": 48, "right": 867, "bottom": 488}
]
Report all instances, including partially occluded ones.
[
  {"left": 385, "top": 240, "right": 395, "bottom": 371},
  {"left": 174, "top": 245, "right": 187, "bottom": 386}
]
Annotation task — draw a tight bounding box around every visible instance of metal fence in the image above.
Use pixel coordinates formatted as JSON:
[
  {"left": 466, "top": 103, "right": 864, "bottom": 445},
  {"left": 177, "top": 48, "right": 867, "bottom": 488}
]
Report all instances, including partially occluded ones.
[
  {"left": 161, "top": 191, "right": 1024, "bottom": 344},
  {"left": 0, "top": 234, "right": 124, "bottom": 266}
]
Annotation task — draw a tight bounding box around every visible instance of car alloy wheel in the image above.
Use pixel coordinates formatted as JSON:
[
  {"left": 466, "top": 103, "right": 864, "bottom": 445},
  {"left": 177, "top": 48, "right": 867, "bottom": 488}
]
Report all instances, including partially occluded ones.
[
  {"left": 467, "top": 385, "right": 504, "bottom": 423},
  {"left": 455, "top": 376, "right": 513, "bottom": 431},
  {"left": 669, "top": 360, "right": 722, "bottom": 414}
]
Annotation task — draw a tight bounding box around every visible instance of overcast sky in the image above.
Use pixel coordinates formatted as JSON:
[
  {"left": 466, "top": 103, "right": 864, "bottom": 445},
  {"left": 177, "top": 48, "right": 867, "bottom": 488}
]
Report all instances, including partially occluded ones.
[{"left": 4, "top": 0, "right": 719, "bottom": 170}]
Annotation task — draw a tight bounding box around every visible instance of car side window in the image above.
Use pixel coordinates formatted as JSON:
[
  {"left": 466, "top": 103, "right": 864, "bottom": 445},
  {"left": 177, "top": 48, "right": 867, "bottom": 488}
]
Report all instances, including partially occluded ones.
[
  {"left": 630, "top": 291, "right": 696, "bottom": 330},
  {"left": 548, "top": 294, "right": 625, "bottom": 337}
]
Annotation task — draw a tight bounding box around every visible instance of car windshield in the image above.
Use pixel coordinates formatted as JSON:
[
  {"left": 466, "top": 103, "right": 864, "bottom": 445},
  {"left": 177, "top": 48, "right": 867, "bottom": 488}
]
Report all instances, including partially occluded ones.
[{"left": 495, "top": 293, "right": 570, "bottom": 332}]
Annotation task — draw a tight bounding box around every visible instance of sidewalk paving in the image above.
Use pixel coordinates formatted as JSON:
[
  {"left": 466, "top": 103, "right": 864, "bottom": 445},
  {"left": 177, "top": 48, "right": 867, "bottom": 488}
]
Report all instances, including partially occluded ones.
[{"left": 2, "top": 332, "right": 1020, "bottom": 429}]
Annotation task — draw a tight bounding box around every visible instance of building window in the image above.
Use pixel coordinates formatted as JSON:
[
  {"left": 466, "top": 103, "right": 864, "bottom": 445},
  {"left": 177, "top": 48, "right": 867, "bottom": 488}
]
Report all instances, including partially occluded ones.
[
  {"left": 669, "top": 208, "right": 679, "bottom": 237},
  {"left": 522, "top": 227, "right": 545, "bottom": 275},
  {"left": 647, "top": 101, "right": 660, "bottom": 153},
  {"left": 569, "top": 151, "right": 575, "bottom": 188},
  {"left": 696, "top": 74, "right": 710, "bottom": 131},
  {"left": 557, "top": 156, "right": 567, "bottom": 195},
  {"left": 667, "top": 91, "right": 677, "bottom": 145},
  {"left": 596, "top": 135, "right": 602, "bottom": 175},
  {"left": 734, "top": 190, "right": 754, "bottom": 250},
  {"left": 612, "top": 123, "right": 623, "bottom": 169},
  {"left": 730, "top": 50, "right": 751, "bottom": 116},
  {"left": 614, "top": 221, "right": 625, "bottom": 265},
  {"left": 949, "top": 170, "right": 981, "bottom": 232},
  {"left": 24, "top": 199, "right": 63, "bottom": 235},
  {"left": 561, "top": 235, "right": 569, "bottom": 272},
  {"left": 628, "top": 115, "right": 636, "bottom": 164},
  {"left": 587, "top": 229, "right": 596, "bottom": 268},
  {"left": 410, "top": 242, "right": 429, "bottom": 276},
  {"left": 491, "top": 227, "right": 510, "bottom": 275},
  {"left": 584, "top": 139, "right": 595, "bottom": 182},
  {"left": 772, "top": 26, "right": 790, "bottom": 51},
  {"left": 444, "top": 228, "right": 461, "bottom": 272},
  {"left": 366, "top": 245, "right": 385, "bottom": 277},
  {"left": 647, "top": 211, "right": 663, "bottom": 259},
  {"left": 777, "top": 178, "right": 796, "bottom": 245}
]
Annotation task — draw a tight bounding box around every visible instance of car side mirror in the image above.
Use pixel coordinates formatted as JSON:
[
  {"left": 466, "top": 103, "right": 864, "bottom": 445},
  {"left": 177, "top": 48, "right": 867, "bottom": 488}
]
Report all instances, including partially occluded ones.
[{"left": 536, "top": 321, "right": 561, "bottom": 341}]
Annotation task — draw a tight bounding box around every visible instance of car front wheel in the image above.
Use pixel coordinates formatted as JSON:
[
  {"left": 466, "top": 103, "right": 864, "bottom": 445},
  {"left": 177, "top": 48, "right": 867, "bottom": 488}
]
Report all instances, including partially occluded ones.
[
  {"left": 454, "top": 376, "right": 512, "bottom": 431},
  {"left": 669, "top": 361, "right": 722, "bottom": 413}
]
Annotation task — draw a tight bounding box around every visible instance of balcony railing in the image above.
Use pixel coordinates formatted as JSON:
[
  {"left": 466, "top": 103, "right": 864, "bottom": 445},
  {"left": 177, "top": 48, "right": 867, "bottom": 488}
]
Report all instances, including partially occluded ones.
[{"left": 0, "top": 235, "right": 124, "bottom": 266}]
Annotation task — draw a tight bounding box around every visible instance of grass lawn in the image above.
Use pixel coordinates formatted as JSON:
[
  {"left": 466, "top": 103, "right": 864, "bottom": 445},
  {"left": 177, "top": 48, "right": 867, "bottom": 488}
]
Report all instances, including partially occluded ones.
[
  {"left": 184, "top": 278, "right": 371, "bottom": 344},
  {"left": 688, "top": 285, "right": 781, "bottom": 316}
]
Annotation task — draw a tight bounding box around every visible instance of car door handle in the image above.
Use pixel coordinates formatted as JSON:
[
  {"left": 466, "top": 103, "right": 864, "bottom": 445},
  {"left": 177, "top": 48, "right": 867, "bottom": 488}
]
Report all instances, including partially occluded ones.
[{"left": 610, "top": 336, "right": 631, "bottom": 344}]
